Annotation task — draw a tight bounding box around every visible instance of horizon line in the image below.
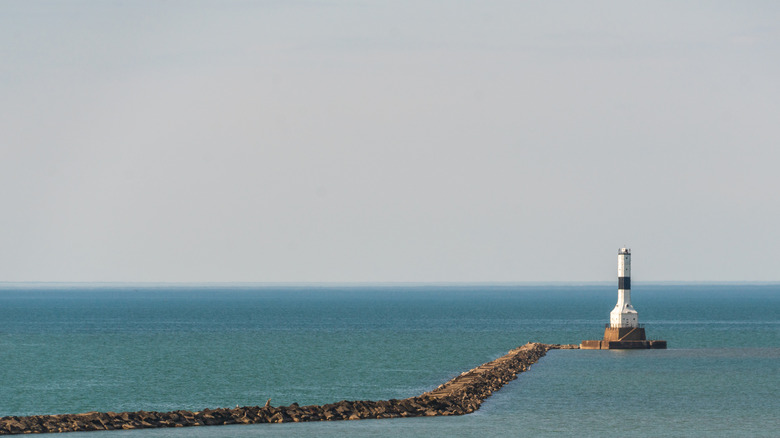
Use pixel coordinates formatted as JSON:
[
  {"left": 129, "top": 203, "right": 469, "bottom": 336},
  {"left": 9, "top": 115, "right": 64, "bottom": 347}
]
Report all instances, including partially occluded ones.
[{"left": 2, "top": 280, "right": 779, "bottom": 287}]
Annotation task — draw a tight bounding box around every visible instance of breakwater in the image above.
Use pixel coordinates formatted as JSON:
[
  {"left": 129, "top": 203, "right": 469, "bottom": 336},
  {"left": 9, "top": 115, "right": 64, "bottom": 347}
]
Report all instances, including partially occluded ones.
[{"left": 0, "top": 342, "right": 576, "bottom": 435}]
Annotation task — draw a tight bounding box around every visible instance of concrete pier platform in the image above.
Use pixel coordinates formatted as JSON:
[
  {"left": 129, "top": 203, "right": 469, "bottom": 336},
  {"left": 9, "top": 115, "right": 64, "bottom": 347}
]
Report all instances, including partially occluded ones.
[
  {"left": 580, "top": 339, "right": 667, "bottom": 349},
  {"left": 580, "top": 323, "right": 667, "bottom": 349}
]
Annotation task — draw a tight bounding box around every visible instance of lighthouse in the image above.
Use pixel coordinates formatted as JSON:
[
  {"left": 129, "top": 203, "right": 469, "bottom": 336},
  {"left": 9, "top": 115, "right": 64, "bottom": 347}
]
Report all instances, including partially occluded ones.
[
  {"left": 580, "top": 248, "right": 667, "bottom": 349},
  {"left": 609, "top": 248, "right": 638, "bottom": 328}
]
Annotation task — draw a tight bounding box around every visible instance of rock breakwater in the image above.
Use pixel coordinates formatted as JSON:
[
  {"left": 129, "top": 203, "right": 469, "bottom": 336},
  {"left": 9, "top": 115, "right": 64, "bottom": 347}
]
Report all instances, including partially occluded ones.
[{"left": 0, "top": 342, "right": 576, "bottom": 435}]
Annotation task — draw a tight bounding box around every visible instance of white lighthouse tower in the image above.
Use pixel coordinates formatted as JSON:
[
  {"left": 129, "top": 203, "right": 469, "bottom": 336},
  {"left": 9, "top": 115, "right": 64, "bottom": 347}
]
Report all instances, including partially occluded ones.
[
  {"left": 580, "top": 247, "right": 666, "bottom": 349},
  {"left": 609, "top": 247, "right": 638, "bottom": 328}
]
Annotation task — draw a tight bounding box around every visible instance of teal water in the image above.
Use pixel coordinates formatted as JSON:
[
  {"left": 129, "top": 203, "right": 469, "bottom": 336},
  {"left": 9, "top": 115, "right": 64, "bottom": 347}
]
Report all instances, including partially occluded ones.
[{"left": 0, "top": 284, "right": 778, "bottom": 437}]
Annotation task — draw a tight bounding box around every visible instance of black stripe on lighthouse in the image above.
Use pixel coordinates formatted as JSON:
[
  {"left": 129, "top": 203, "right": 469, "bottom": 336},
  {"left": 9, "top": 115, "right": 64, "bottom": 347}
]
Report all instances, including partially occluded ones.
[{"left": 618, "top": 277, "right": 630, "bottom": 290}]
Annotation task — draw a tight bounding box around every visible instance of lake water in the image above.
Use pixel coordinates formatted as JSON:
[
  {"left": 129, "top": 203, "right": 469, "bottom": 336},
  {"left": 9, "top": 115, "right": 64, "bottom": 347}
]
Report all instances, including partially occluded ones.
[{"left": 0, "top": 283, "right": 777, "bottom": 437}]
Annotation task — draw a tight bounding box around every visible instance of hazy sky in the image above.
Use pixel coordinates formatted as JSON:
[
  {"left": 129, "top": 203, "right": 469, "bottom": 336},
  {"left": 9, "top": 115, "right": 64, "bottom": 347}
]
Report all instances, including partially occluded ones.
[{"left": 2, "top": 1, "right": 779, "bottom": 283}]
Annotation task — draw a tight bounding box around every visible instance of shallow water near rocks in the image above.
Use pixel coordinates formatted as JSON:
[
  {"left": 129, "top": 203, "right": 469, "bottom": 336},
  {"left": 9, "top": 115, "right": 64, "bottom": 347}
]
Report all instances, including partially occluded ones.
[{"left": 1, "top": 284, "right": 778, "bottom": 437}]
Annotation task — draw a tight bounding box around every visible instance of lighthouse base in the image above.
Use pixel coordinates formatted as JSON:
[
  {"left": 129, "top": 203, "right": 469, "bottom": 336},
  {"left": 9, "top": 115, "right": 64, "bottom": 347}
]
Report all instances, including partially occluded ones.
[
  {"left": 580, "top": 325, "right": 666, "bottom": 349},
  {"left": 603, "top": 326, "right": 646, "bottom": 341},
  {"left": 580, "top": 339, "right": 667, "bottom": 349}
]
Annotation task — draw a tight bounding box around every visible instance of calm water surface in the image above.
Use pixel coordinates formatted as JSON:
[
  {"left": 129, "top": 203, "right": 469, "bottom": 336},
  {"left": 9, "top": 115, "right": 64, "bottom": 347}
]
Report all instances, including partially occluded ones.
[{"left": 0, "top": 284, "right": 777, "bottom": 437}]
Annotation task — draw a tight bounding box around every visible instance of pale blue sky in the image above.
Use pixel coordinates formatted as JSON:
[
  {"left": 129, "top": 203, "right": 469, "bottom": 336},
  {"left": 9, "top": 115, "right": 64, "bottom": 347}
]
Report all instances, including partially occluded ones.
[{"left": 1, "top": 1, "right": 779, "bottom": 282}]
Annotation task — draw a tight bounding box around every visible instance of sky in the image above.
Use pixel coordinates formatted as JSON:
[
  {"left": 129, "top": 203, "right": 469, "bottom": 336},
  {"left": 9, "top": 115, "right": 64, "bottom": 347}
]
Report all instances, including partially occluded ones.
[{"left": 1, "top": 1, "right": 779, "bottom": 283}]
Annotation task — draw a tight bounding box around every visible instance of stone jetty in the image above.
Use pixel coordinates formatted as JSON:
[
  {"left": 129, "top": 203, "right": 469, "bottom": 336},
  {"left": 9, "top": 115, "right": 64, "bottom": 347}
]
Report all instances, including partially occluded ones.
[{"left": 0, "top": 342, "right": 577, "bottom": 435}]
